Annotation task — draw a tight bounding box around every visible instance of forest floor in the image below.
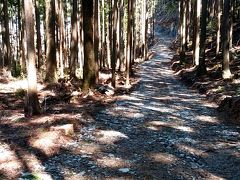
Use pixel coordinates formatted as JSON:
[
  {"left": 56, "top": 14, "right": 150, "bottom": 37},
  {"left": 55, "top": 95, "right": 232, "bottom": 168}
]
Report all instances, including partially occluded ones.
[{"left": 0, "top": 34, "right": 240, "bottom": 179}]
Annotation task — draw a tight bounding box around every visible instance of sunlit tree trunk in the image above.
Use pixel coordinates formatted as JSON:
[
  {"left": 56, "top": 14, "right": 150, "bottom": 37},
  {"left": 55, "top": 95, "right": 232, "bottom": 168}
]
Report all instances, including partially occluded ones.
[
  {"left": 45, "top": 0, "right": 57, "bottom": 83},
  {"left": 229, "top": 0, "right": 233, "bottom": 49},
  {"left": 126, "top": 0, "right": 133, "bottom": 86},
  {"left": 23, "top": 0, "right": 41, "bottom": 117},
  {"left": 82, "top": 0, "right": 97, "bottom": 91},
  {"left": 216, "top": 0, "right": 221, "bottom": 57},
  {"left": 70, "top": 0, "right": 78, "bottom": 77},
  {"left": 79, "top": 0, "right": 84, "bottom": 73},
  {"left": 58, "top": 0, "right": 65, "bottom": 78},
  {"left": 180, "top": 0, "right": 186, "bottom": 62},
  {"left": 193, "top": 0, "right": 201, "bottom": 66},
  {"left": 98, "top": 0, "right": 102, "bottom": 70},
  {"left": 142, "top": 0, "right": 148, "bottom": 61},
  {"left": 222, "top": 0, "right": 232, "bottom": 79},
  {"left": 2, "top": 0, "right": 11, "bottom": 68},
  {"left": 101, "top": 0, "right": 106, "bottom": 69},
  {"left": 116, "top": 0, "right": 121, "bottom": 70},
  {"left": 131, "top": 0, "right": 136, "bottom": 68},
  {"left": 94, "top": 0, "right": 99, "bottom": 82},
  {"left": 186, "top": 0, "right": 190, "bottom": 47}
]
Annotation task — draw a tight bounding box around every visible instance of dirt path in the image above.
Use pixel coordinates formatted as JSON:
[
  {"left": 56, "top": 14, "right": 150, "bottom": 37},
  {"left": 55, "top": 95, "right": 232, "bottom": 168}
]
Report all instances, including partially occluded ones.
[{"left": 37, "top": 36, "right": 240, "bottom": 179}]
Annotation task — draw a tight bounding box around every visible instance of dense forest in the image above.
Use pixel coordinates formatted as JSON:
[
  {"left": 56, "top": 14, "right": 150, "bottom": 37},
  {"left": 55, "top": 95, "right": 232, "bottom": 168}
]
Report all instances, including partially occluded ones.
[
  {"left": 0, "top": 0, "right": 240, "bottom": 179},
  {"left": 1, "top": 0, "right": 240, "bottom": 117},
  {"left": 0, "top": 0, "right": 166, "bottom": 116}
]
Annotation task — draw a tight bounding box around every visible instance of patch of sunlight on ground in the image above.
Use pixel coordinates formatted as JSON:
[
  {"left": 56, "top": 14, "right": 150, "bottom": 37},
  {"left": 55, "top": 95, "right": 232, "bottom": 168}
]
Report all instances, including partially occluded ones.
[
  {"left": 196, "top": 115, "right": 219, "bottom": 124},
  {"left": 150, "top": 153, "right": 178, "bottom": 164},
  {"left": 0, "top": 79, "right": 45, "bottom": 93},
  {"left": 146, "top": 121, "right": 194, "bottom": 133},
  {"left": 29, "top": 131, "right": 72, "bottom": 156},
  {"left": 96, "top": 130, "right": 128, "bottom": 144},
  {"left": 0, "top": 143, "right": 23, "bottom": 179},
  {"left": 97, "top": 155, "right": 131, "bottom": 168},
  {"left": 21, "top": 153, "right": 45, "bottom": 172},
  {"left": 176, "top": 144, "right": 208, "bottom": 157},
  {"left": 74, "top": 143, "right": 102, "bottom": 155},
  {"left": 198, "top": 170, "right": 226, "bottom": 180},
  {"left": 119, "top": 95, "right": 142, "bottom": 101},
  {"left": 129, "top": 102, "right": 145, "bottom": 107},
  {"left": 142, "top": 105, "right": 174, "bottom": 113},
  {"left": 175, "top": 126, "right": 194, "bottom": 132}
]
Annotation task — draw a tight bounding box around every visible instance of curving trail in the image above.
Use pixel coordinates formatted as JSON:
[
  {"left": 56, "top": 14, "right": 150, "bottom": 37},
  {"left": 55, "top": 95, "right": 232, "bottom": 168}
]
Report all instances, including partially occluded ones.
[{"left": 44, "top": 36, "right": 240, "bottom": 179}]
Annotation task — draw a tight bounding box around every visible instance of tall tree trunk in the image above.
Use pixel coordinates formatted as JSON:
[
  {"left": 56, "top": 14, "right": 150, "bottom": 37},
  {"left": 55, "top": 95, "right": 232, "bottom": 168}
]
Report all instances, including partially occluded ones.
[
  {"left": 45, "top": 0, "right": 57, "bottom": 83},
  {"left": 131, "top": 0, "right": 136, "bottom": 68},
  {"left": 193, "top": 0, "right": 201, "bottom": 66},
  {"left": 98, "top": 0, "right": 102, "bottom": 70},
  {"left": 186, "top": 0, "right": 190, "bottom": 47},
  {"left": 229, "top": 0, "right": 233, "bottom": 49},
  {"left": 216, "top": 0, "right": 221, "bottom": 57},
  {"left": 142, "top": 0, "right": 148, "bottom": 60},
  {"left": 101, "top": 0, "right": 106, "bottom": 69},
  {"left": 94, "top": 0, "right": 99, "bottom": 82},
  {"left": 2, "top": 0, "right": 11, "bottom": 68},
  {"left": 197, "top": 0, "right": 208, "bottom": 76},
  {"left": 35, "top": 0, "right": 42, "bottom": 69},
  {"left": 111, "top": 0, "right": 118, "bottom": 87},
  {"left": 23, "top": 0, "right": 41, "bottom": 116},
  {"left": 180, "top": 0, "right": 186, "bottom": 62},
  {"left": 19, "top": 0, "right": 26, "bottom": 73},
  {"left": 70, "top": 0, "right": 78, "bottom": 77},
  {"left": 79, "top": 0, "right": 84, "bottom": 74},
  {"left": 118, "top": 0, "right": 124, "bottom": 72},
  {"left": 222, "top": 0, "right": 232, "bottom": 79},
  {"left": 126, "top": 0, "right": 133, "bottom": 86},
  {"left": 58, "top": 0, "right": 65, "bottom": 78},
  {"left": 82, "top": 0, "right": 97, "bottom": 91}
]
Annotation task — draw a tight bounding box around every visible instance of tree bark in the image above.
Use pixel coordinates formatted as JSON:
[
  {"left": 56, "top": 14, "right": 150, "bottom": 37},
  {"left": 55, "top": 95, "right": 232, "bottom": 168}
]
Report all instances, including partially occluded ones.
[
  {"left": 35, "top": 0, "right": 43, "bottom": 69},
  {"left": 126, "top": 0, "right": 133, "bottom": 86},
  {"left": 45, "top": 0, "right": 57, "bottom": 83},
  {"left": 180, "top": 0, "right": 186, "bottom": 63},
  {"left": 222, "top": 0, "right": 232, "bottom": 79},
  {"left": 216, "top": 0, "right": 221, "bottom": 57},
  {"left": 197, "top": 0, "right": 208, "bottom": 76},
  {"left": 70, "top": 0, "right": 78, "bottom": 77},
  {"left": 82, "top": 0, "right": 97, "bottom": 91},
  {"left": 23, "top": 0, "right": 41, "bottom": 116},
  {"left": 2, "top": 0, "right": 11, "bottom": 68},
  {"left": 111, "top": 0, "right": 118, "bottom": 87},
  {"left": 193, "top": 0, "right": 201, "bottom": 66},
  {"left": 94, "top": 0, "right": 99, "bottom": 82}
]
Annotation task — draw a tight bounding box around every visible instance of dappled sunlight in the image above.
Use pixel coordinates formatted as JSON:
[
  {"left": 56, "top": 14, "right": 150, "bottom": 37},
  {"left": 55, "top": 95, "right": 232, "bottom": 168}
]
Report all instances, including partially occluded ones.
[
  {"left": 95, "top": 130, "right": 129, "bottom": 144},
  {"left": 196, "top": 115, "right": 220, "bottom": 124},
  {"left": 29, "top": 131, "right": 72, "bottom": 156},
  {"left": 0, "top": 79, "right": 45, "bottom": 93},
  {"left": 176, "top": 144, "right": 208, "bottom": 157},
  {"left": 146, "top": 121, "right": 194, "bottom": 133},
  {"left": 196, "top": 169, "right": 227, "bottom": 180},
  {"left": 118, "top": 95, "right": 142, "bottom": 101},
  {"left": 0, "top": 143, "right": 23, "bottom": 179},
  {"left": 73, "top": 143, "right": 102, "bottom": 155},
  {"left": 149, "top": 153, "right": 178, "bottom": 164},
  {"left": 96, "top": 155, "right": 131, "bottom": 169},
  {"left": 143, "top": 105, "right": 169, "bottom": 112}
]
